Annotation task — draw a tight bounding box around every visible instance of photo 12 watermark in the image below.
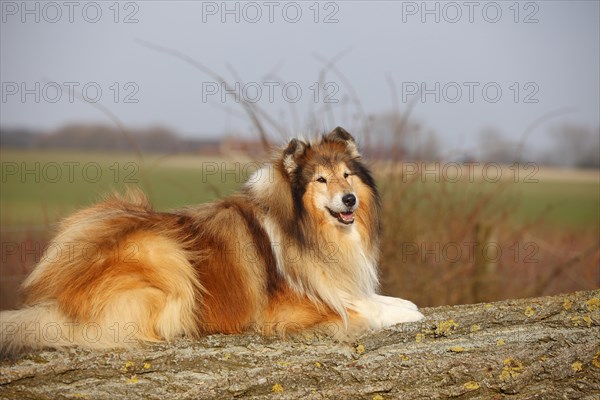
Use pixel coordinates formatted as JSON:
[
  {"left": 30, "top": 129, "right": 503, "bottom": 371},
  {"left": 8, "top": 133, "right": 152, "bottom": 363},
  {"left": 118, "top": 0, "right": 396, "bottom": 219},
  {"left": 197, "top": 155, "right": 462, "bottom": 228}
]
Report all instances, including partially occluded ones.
[
  {"left": 400, "top": 82, "right": 540, "bottom": 104},
  {"left": 1, "top": 1, "right": 140, "bottom": 23},
  {"left": 1, "top": 161, "right": 140, "bottom": 184},
  {"left": 401, "top": 241, "right": 540, "bottom": 264},
  {"left": 0, "top": 321, "right": 141, "bottom": 345},
  {"left": 1, "top": 82, "right": 140, "bottom": 104},
  {"left": 201, "top": 81, "right": 340, "bottom": 104},
  {"left": 399, "top": 162, "right": 539, "bottom": 183},
  {"left": 1, "top": 240, "right": 140, "bottom": 266},
  {"left": 400, "top": 1, "right": 540, "bottom": 24},
  {"left": 200, "top": 1, "right": 340, "bottom": 24}
]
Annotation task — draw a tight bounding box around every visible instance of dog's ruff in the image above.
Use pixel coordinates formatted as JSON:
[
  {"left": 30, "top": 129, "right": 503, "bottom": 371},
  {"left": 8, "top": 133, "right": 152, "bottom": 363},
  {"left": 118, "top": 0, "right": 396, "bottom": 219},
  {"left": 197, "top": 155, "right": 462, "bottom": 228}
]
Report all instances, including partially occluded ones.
[{"left": 0, "top": 127, "right": 423, "bottom": 355}]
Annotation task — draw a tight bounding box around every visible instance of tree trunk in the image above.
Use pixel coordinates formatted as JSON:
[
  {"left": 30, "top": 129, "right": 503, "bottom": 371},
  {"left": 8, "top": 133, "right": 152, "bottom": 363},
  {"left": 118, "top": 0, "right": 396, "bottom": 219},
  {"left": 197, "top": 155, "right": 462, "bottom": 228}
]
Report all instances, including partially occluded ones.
[{"left": 1, "top": 290, "right": 599, "bottom": 399}]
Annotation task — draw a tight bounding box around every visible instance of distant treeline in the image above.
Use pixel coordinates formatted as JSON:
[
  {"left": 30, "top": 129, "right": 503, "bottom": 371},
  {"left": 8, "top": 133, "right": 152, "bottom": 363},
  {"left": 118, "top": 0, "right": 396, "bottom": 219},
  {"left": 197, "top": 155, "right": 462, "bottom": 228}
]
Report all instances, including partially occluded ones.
[
  {"left": 0, "top": 125, "right": 222, "bottom": 154},
  {"left": 1, "top": 122, "right": 598, "bottom": 168}
]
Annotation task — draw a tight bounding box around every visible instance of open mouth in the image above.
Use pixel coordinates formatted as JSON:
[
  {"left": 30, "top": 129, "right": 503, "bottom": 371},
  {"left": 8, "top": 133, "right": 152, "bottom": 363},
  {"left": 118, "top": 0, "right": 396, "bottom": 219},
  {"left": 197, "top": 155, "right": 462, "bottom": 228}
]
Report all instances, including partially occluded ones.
[{"left": 326, "top": 207, "right": 355, "bottom": 225}]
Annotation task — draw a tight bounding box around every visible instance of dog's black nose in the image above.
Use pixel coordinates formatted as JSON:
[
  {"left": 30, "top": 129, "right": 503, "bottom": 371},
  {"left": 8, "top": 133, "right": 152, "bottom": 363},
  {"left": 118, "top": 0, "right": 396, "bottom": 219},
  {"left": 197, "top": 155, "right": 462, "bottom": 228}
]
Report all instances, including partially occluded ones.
[{"left": 342, "top": 193, "right": 356, "bottom": 207}]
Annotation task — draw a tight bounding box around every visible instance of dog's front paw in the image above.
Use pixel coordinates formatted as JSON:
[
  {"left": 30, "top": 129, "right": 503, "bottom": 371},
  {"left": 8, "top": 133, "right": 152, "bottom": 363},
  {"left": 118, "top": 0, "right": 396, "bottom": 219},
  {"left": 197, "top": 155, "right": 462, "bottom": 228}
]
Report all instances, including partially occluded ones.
[
  {"left": 379, "top": 305, "right": 424, "bottom": 327},
  {"left": 372, "top": 295, "right": 424, "bottom": 327},
  {"left": 375, "top": 295, "right": 419, "bottom": 311},
  {"left": 352, "top": 295, "right": 425, "bottom": 330}
]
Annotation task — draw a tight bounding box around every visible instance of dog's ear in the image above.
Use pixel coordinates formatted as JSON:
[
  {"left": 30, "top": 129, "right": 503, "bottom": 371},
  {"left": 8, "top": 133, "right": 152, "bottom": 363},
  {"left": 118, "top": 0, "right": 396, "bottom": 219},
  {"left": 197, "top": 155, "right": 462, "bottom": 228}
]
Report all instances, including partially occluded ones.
[
  {"left": 324, "top": 127, "right": 360, "bottom": 158},
  {"left": 283, "top": 138, "right": 307, "bottom": 175}
]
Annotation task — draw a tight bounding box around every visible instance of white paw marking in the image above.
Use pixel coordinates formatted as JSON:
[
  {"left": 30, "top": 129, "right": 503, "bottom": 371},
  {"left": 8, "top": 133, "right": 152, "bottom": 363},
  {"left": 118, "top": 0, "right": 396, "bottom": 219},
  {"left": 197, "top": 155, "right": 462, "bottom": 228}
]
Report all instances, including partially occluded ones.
[
  {"left": 373, "top": 294, "right": 419, "bottom": 311},
  {"left": 378, "top": 302, "right": 424, "bottom": 327},
  {"left": 352, "top": 295, "right": 424, "bottom": 330}
]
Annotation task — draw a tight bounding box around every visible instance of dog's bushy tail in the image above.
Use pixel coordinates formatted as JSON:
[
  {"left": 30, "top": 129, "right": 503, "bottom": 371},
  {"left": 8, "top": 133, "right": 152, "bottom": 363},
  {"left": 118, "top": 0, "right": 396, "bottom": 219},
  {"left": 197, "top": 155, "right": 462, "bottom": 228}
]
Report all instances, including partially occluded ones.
[
  {"left": 0, "top": 302, "right": 105, "bottom": 357},
  {"left": 1, "top": 190, "right": 204, "bottom": 357}
]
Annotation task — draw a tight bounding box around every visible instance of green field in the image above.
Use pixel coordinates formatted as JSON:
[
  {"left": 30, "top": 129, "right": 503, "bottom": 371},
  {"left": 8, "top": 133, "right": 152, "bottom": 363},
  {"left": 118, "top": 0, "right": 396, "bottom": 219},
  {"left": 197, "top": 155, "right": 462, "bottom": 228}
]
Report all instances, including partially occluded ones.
[
  {"left": 1, "top": 150, "right": 598, "bottom": 230},
  {"left": 0, "top": 150, "right": 240, "bottom": 226}
]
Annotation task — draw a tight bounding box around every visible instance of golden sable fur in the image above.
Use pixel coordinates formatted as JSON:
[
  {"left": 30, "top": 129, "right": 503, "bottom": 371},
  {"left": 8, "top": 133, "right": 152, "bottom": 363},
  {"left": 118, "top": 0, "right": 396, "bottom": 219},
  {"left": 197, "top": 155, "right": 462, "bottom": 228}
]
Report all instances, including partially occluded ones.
[{"left": 0, "top": 127, "right": 423, "bottom": 355}]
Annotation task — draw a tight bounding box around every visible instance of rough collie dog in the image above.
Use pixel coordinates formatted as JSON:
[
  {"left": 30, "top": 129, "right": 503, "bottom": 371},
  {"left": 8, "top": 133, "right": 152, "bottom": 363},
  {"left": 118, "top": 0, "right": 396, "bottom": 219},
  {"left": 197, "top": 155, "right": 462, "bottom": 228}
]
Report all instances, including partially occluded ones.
[{"left": 0, "top": 127, "right": 423, "bottom": 355}]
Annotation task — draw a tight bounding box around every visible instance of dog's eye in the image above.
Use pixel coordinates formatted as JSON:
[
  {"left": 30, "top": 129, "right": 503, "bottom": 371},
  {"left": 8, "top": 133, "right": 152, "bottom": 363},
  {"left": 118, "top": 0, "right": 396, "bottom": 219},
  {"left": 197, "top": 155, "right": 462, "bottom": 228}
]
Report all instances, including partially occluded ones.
[
  {"left": 317, "top": 177, "right": 327, "bottom": 183},
  {"left": 343, "top": 172, "right": 350, "bottom": 179}
]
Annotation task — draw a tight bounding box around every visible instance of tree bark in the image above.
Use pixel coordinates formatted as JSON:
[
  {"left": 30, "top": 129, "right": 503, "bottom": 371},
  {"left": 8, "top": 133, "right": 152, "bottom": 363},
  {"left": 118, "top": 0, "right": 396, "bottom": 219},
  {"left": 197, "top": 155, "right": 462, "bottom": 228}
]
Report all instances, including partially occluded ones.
[{"left": 1, "top": 290, "right": 599, "bottom": 400}]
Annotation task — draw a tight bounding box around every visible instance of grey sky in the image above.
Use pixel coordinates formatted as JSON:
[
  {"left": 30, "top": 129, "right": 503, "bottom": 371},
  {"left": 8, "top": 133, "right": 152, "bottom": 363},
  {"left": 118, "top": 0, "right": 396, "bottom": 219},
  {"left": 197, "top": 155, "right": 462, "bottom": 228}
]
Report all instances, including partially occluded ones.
[{"left": 1, "top": 1, "right": 599, "bottom": 156}]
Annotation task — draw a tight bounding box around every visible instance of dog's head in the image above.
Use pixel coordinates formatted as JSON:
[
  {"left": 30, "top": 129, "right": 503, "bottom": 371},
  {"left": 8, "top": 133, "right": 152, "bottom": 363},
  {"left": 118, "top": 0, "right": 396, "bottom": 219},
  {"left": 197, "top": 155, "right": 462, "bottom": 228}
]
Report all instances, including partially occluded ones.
[{"left": 283, "top": 127, "right": 375, "bottom": 227}]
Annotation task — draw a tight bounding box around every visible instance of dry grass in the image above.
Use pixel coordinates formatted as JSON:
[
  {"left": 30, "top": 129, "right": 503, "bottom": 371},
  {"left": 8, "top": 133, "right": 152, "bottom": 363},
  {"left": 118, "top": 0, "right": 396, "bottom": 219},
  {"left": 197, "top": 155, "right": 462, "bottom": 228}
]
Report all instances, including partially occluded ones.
[
  {"left": 1, "top": 157, "right": 598, "bottom": 310},
  {"left": 377, "top": 166, "right": 599, "bottom": 307}
]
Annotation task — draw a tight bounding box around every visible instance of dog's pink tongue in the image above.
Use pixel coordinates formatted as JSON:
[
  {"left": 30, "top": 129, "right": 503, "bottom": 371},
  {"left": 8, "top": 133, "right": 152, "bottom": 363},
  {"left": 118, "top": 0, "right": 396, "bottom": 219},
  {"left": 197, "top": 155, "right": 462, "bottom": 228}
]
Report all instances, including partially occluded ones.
[{"left": 341, "top": 212, "right": 354, "bottom": 221}]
